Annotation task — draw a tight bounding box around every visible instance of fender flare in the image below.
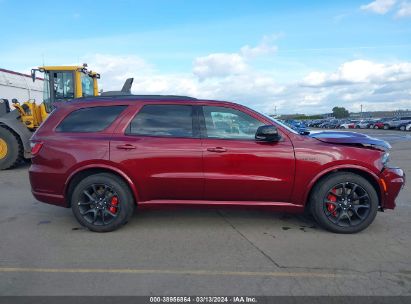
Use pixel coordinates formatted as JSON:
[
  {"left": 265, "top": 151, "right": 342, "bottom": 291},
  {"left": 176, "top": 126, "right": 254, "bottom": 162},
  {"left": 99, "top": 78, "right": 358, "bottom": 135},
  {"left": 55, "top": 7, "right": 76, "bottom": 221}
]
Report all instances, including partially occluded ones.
[
  {"left": 64, "top": 163, "right": 141, "bottom": 205},
  {"left": 0, "top": 110, "right": 33, "bottom": 158},
  {"left": 302, "top": 164, "right": 382, "bottom": 205}
]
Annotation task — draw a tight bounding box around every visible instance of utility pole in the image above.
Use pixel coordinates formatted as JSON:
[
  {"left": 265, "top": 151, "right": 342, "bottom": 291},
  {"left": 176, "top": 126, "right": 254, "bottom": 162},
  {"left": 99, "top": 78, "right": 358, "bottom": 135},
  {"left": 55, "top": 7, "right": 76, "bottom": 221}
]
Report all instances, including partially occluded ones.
[
  {"left": 275, "top": 106, "right": 277, "bottom": 117},
  {"left": 360, "top": 104, "right": 363, "bottom": 118}
]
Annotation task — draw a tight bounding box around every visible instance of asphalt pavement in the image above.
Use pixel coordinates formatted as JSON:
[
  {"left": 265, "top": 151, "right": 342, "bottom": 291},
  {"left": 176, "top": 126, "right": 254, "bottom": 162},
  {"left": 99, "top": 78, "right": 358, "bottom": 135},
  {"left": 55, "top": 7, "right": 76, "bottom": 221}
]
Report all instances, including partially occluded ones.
[{"left": 0, "top": 128, "right": 410, "bottom": 296}]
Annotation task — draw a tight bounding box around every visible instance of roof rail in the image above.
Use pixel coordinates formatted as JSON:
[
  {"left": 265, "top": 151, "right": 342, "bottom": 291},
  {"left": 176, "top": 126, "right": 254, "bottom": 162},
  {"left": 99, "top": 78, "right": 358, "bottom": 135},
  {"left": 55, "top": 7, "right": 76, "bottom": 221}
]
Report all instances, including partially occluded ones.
[{"left": 78, "top": 94, "right": 198, "bottom": 102}]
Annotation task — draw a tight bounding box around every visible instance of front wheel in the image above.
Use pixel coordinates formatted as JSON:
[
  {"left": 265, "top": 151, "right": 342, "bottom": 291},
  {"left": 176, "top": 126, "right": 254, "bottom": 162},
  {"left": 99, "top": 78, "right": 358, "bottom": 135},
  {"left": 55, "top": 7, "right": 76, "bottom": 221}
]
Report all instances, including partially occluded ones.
[
  {"left": 399, "top": 125, "right": 406, "bottom": 131},
  {"left": 309, "top": 172, "right": 378, "bottom": 233},
  {"left": 71, "top": 173, "right": 135, "bottom": 232}
]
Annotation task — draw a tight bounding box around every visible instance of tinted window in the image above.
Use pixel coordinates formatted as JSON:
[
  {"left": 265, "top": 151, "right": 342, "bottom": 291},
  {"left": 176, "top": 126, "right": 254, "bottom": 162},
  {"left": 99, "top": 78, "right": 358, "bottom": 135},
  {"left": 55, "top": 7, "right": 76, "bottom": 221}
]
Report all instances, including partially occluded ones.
[
  {"left": 128, "top": 105, "right": 194, "bottom": 138},
  {"left": 202, "top": 106, "right": 264, "bottom": 139},
  {"left": 56, "top": 106, "right": 126, "bottom": 132}
]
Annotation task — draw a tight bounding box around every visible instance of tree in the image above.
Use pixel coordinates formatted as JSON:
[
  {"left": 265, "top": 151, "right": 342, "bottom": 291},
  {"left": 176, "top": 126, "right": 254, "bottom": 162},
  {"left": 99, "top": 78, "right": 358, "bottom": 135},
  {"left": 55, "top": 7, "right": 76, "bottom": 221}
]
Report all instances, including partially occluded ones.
[{"left": 332, "top": 106, "right": 349, "bottom": 118}]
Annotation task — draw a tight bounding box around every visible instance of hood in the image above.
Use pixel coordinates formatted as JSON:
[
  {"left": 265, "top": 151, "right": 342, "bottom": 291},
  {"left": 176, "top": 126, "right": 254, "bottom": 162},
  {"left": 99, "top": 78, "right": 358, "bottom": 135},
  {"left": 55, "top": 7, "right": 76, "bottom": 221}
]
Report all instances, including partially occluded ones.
[{"left": 309, "top": 131, "right": 391, "bottom": 150}]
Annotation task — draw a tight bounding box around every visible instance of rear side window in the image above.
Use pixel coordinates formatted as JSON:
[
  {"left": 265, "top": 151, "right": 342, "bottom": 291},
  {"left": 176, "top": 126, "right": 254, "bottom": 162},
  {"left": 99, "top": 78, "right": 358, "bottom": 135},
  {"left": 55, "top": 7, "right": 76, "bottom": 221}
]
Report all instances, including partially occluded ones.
[
  {"left": 56, "top": 106, "right": 127, "bottom": 132},
  {"left": 127, "top": 104, "right": 194, "bottom": 138}
]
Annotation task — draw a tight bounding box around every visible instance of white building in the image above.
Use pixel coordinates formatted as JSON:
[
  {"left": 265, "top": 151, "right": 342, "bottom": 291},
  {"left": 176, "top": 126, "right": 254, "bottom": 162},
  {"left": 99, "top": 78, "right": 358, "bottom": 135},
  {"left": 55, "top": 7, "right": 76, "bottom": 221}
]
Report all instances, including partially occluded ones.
[{"left": 0, "top": 68, "right": 44, "bottom": 104}]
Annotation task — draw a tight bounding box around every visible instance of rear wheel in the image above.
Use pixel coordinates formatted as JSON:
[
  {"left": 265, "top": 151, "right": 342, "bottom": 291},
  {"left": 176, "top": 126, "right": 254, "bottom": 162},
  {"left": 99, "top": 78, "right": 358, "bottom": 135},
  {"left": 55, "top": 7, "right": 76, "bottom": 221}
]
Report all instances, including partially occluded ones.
[
  {"left": 0, "top": 126, "right": 23, "bottom": 170},
  {"left": 383, "top": 124, "right": 390, "bottom": 130},
  {"left": 374, "top": 125, "right": 379, "bottom": 129},
  {"left": 310, "top": 172, "right": 378, "bottom": 233},
  {"left": 71, "top": 173, "right": 135, "bottom": 232},
  {"left": 399, "top": 125, "right": 406, "bottom": 131}
]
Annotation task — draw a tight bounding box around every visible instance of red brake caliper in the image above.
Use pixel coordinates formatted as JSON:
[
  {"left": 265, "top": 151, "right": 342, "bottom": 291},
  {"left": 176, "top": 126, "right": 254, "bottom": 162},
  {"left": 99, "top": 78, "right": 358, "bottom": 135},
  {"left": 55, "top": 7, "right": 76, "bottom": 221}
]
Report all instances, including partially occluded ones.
[
  {"left": 109, "top": 196, "right": 119, "bottom": 214},
  {"left": 327, "top": 190, "right": 338, "bottom": 217}
]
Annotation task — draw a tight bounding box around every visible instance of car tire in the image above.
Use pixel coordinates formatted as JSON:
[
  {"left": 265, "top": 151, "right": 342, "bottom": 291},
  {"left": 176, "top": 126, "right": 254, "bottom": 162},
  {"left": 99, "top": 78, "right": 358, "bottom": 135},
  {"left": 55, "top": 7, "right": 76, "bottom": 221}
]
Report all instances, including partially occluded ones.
[
  {"left": 309, "top": 172, "right": 378, "bottom": 234},
  {"left": 374, "top": 125, "right": 379, "bottom": 129},
  {"left": 71, "top": 173, "right": 135, "bottom": 232},
  {"left": 383, "top": 124, "right": 390, "bottom": 130},
  {"left": 399, "top": 126, "right": 406, "bottom": 131},
  {"left": 0, "top": 126, "right": 23, "bottom": 170}
]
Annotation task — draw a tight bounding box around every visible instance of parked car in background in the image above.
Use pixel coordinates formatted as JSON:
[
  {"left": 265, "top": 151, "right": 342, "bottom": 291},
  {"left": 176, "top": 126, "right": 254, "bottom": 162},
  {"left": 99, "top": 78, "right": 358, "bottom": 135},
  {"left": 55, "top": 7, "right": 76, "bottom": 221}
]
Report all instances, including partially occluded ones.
[
  {"left": 397, "top": 122, "right": 410, "bottom": 131},
  {"left": 384, "top": 117, "right": 411, "bottom": 130},
  {"left": 340, "top": 121, "right": 358, "bottom": 129},
  {"left": 371, "top": 118, "right": 390, "bottom": 129},
  {"left": 356, "top": 120, "right": 374, "bottom": 129},
  {"left": 29, "top": 95, "right": 404, "bottom": 233},
  {"left": 284, "top": 120, "right": 311, "bottom": 134}
]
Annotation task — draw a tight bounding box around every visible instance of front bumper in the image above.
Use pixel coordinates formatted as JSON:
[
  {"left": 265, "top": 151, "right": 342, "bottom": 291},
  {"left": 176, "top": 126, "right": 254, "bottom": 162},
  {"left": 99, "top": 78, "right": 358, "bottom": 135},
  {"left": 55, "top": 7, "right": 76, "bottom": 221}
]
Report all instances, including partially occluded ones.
[{"left": 379, "top": 167, "right": 405, "bottom": 209}]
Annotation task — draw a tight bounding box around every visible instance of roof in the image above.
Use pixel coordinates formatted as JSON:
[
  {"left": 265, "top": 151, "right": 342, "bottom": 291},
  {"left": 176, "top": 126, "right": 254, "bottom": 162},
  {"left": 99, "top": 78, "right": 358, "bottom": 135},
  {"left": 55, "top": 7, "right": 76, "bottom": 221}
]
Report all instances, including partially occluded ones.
[
  {"left": 0, "top": 68, "right": 43, "bottom": 81},
  {"left": 59, "top": 94, "right": 240, "bottom": 109}
]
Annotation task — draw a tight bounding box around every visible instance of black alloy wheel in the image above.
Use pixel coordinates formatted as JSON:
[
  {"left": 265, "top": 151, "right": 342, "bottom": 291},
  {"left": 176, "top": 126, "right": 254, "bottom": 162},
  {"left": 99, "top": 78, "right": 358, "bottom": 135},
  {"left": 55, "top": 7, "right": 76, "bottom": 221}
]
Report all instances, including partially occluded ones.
[
  {"left": 310, "top": 172, "right": 378, "bottom": 233},
  {"left": 71, "top": 173, "right": 135, "bottom": 232},
  {"left": 323, "top": 182, "right": 371, "bottom": 228}
]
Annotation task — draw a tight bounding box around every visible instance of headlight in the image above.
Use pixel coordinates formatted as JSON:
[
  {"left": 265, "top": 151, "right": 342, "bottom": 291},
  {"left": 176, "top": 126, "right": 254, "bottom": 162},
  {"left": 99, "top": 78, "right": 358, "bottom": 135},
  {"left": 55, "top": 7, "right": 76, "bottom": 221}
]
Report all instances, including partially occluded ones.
[{"left": 381, "top": 152, "right": 390, "bottom": 165}]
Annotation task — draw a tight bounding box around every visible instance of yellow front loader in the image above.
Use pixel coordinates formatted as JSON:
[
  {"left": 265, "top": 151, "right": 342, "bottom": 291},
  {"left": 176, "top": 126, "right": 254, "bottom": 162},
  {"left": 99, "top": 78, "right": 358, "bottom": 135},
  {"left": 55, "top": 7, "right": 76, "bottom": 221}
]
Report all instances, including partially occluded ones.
[{"left": 0, "top": 64, "right": 100, "bottom": 169}]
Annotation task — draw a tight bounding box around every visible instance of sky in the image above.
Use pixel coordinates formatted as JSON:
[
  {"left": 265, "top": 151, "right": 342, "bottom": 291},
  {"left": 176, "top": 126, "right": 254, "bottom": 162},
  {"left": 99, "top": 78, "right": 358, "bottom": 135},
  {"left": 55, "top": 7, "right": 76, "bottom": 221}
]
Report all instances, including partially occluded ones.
[{"left": 1, "top": 0, "right": 411, "bottom": 115}]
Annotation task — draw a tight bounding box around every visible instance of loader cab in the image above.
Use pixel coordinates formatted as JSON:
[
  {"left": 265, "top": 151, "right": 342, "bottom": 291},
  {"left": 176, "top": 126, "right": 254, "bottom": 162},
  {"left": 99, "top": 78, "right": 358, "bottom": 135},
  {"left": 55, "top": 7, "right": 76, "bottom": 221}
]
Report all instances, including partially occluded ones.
[{"left": 31, "top": 65, "right": 100, "bottom": 113}]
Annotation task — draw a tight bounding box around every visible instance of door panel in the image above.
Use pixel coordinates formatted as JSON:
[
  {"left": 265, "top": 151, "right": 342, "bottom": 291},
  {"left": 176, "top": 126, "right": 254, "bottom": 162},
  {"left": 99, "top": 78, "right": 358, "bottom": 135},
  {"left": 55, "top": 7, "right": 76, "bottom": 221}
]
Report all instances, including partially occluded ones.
[
  {"left": 110, "top": 136, "right": 203, "bottom": 201},
  {"left": 200, "top": 105, "right": 295, "bottom": 202},
  {"left": 202, "top": 139, "right": 295, "bottom": 202},
  {"left": 110, "top": 104, "right": 203, "bottom": 202}
]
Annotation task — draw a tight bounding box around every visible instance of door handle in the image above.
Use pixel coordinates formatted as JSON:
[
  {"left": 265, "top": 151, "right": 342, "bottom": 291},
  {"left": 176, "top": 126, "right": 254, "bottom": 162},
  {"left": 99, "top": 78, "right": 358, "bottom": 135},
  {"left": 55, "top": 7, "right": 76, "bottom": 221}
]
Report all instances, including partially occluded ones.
[
  {"left": 116, "top": 144, "right": 136, "bottom": 150},
  {"left": 207, "top": 147, "right": 227, "bottom": 153}
]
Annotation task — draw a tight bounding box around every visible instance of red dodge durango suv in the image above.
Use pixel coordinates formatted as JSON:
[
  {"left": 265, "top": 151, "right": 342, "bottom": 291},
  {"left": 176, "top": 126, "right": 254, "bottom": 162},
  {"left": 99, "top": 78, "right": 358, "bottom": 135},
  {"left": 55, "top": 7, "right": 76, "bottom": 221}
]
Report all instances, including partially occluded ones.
[{"left": 29, "top": 95, "right": 405, "bottom": 233}]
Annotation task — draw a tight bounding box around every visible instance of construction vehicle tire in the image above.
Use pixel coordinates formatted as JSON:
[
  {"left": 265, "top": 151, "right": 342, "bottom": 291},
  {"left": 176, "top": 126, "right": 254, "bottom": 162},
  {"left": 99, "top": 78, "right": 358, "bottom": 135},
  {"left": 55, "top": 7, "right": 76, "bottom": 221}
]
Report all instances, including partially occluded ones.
[{"left": 0, "top": 126, "right": 23, "bottom": 170}]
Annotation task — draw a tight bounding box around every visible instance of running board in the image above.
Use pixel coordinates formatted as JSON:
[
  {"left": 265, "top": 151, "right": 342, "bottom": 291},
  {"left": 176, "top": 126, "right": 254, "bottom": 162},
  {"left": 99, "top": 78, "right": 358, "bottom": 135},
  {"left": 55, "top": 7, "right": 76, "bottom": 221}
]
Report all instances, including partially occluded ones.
[{"left": 138, "top": 200, "right": 304, "bottom": 212}]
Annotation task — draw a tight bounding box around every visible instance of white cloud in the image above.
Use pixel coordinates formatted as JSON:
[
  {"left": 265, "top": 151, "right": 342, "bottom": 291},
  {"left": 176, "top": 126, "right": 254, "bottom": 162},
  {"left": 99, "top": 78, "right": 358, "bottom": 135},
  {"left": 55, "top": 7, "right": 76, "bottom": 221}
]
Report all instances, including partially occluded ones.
[
  {"left": 302, "top": 60, "right": 411, "bottom": 86},
  {"left": 83, "top": 53, "right": 411, "bottom": 115},
  {"left": 82, "top": 53, "right": 152, "bottom": 91},
  {"left": 192, "top": 35, "right": 278, "bottom": 80},
  {"left": 192, "top": 53, "right": 247, "bottom": 80},
  {"left": 240, "top": 34, "right": 279, "bottom": 58},
  {"left": 360, "top": 0, "right": 397, "bottom": 14},
  {"left": 396, "top": 1, "right": 411, "bottom": 17},
  {"left": 302, "top": 72, "right": 328, "bottom": 86}
]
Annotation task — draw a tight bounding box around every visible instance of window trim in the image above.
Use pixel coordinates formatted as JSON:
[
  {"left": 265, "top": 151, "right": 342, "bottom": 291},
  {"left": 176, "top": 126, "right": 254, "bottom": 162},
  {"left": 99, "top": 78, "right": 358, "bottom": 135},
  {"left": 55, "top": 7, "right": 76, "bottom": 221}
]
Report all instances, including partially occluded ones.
[
  {"left": 125, "top": 104, "right": 200, "bottom": 139},
  {"left": 198, "top": 105, "right": 266, "bottom": 141}
]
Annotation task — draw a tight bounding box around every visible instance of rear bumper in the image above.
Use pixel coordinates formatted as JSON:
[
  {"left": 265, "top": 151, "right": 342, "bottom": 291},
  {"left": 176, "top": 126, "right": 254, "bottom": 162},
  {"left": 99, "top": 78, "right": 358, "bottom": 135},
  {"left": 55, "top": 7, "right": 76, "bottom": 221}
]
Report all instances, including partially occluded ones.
[
  {"left": 29, "top": 167, "right": 67, "bottom": 207},
  {"left": 31, "top": 190, "right": 66, "bottom": 207},
  {"left": 379, "top": 167, "right": 405, "bottom": 209}
]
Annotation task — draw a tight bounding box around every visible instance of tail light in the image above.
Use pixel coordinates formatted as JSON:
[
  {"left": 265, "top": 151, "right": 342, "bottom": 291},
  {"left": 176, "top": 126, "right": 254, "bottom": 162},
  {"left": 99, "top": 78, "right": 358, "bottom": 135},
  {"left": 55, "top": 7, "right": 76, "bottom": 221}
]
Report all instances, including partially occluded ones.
[{"left": 30, "top": 141, "right": 43, "bottom": 156}]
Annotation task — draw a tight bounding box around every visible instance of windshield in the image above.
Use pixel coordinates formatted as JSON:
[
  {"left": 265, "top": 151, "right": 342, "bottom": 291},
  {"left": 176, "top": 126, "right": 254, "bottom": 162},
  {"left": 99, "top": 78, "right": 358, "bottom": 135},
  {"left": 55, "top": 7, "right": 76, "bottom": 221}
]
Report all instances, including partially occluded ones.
[{"left": 43, "top": 72, "right": 51, "bottom": 110}]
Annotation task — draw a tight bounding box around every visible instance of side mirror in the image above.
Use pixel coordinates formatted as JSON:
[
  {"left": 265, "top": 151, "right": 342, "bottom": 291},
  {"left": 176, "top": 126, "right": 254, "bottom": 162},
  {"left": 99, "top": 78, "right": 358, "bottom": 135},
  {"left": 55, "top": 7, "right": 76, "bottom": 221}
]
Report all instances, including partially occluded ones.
[
  {"left": 255, "top": 125, "right": 281, "bottom": 142},
  {"left": 31, "top": 69, "right": 36, "bottom": 82}
]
